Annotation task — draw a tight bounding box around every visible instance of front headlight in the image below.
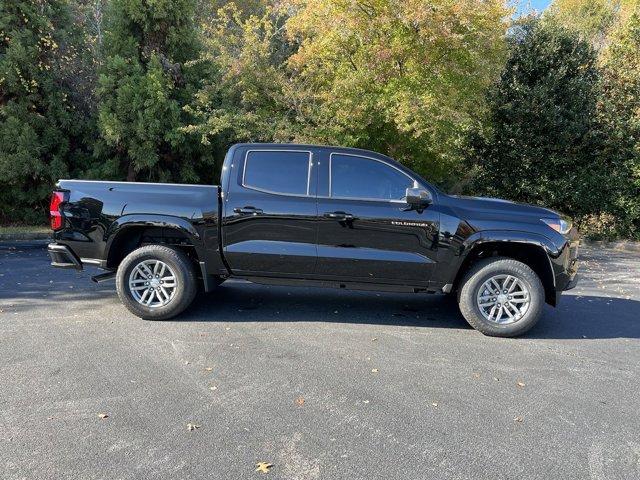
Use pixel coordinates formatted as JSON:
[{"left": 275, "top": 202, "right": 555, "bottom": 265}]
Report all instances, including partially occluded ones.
[{"left": 541, "top": 217, "right": 572, "bottom": 235}]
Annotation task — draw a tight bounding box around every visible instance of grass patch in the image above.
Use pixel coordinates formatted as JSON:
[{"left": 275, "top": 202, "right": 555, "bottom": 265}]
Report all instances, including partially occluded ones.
[{"left": 0, "top": 225, "right": 50, "bottom": 234}]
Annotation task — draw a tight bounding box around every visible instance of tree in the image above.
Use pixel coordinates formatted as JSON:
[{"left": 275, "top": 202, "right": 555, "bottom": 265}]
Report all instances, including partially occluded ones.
[
  {"left": 546, "top": 0, "right": 640, "bottom": 49},
  {"left": 465, "top": 19, "right": 611, "bottom": 221},
  {"left": 282, "top": 0, "right": 509, "bottom": 185},
  {"left": 0, "top": 0, "right": 93, "bottom": 224},
  {"left": 188, "top": 0, "right": 509, "bottom": 186},
  {"left": 185, "top": 3, "right": 303, "bottom": 163},
  {"left": 597, "top": 10, "right": 640, "bottom": 237},
  {"left": 96, "top": 0, "right": 212, "bottom": 183}
]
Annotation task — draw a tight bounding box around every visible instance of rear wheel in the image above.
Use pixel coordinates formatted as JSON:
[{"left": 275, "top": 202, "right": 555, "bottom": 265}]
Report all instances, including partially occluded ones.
[
  {"left": 116, "top": 245, "right": 198, "bottom": 320},
  {"left": 457, "top": 257, "right": 544, "bottom": 337}
]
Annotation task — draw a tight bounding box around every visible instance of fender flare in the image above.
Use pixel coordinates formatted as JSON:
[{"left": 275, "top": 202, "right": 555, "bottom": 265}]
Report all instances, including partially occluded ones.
[
  {"left": 460, "top": 229, "right": 561, "bottom": 259},
  {"left": 449, "top": 229, "right": 560, "bottom": 294},
  {"left": 104, "top": 214, "right": 204, "bottom": 266}
]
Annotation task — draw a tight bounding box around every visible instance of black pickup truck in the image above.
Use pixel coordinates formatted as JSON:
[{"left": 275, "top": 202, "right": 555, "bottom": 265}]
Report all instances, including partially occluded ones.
[{"left": 48, "top": 143, "right": 579, "bottom": 336}]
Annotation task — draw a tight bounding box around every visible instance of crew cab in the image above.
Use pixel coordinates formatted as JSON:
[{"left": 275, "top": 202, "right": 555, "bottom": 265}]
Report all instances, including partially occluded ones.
[{"left": 48, "top": 143, "right": 579, "bottom": 337}]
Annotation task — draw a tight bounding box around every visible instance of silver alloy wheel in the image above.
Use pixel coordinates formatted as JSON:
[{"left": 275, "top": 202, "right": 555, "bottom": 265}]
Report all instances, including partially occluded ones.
[
  {"left": 128, "top": 259, "right": 177, "bottom": 308},
  {"left": 476, "top": 274, "right": 531, "bottom": 325}
]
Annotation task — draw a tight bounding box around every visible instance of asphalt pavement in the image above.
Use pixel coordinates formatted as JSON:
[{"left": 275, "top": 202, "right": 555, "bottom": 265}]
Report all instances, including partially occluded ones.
[{"left": 1, "top": 243, "right": 639, "bottom": 480}]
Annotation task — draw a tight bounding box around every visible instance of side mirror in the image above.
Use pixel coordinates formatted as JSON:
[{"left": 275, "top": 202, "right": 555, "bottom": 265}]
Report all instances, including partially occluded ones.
[{"left": 405, "top": 186, "right": 432, "bottom": 207}]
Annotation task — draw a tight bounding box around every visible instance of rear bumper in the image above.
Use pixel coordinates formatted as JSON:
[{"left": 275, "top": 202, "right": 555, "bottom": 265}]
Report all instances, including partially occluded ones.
[{"left": 48, "top": 243, "right": 82, "bottom": 270}]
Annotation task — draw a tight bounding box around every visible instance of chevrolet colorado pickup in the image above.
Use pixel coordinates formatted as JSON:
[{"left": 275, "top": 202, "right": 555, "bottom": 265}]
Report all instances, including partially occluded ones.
[{"left": 48, "top": 143, "right": 579, "bottom": 337}]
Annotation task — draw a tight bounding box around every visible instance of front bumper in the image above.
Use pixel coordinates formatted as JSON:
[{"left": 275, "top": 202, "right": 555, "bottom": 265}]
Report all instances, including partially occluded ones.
[{"left": 48, "top": 243, "right": 82, "bottom": 270}]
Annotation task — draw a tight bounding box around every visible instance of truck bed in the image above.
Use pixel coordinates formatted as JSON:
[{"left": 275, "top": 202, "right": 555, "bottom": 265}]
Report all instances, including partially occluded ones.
[{"left": 53, "top": 180, "right": 221, "bottom": 270}]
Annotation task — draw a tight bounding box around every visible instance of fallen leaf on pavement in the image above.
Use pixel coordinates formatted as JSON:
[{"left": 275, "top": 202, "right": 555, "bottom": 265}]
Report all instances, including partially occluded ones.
[
  {"left": 98, "top": 413, "right": 108, "bottom": 419},
  {"left": 295, "top": 396, "right": 305, "bottom": 406},
  {"left": 187, "top": 423, "right": 201, "bottom": 431},
  {"left": 255, "top": 462, "right": 273, "bottom": 474}
]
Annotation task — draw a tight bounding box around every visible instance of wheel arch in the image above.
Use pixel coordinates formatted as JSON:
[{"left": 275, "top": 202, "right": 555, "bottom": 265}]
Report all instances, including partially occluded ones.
[
  {"left": 105, "top": 215, "right": 204, "bottom": 270},
  {"left": 452, "top": 232, "right": 558, "bottom": 306}
]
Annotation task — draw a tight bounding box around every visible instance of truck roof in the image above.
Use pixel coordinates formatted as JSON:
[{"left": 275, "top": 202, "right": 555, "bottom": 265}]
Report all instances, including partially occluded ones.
[{"left": 230, "top": 142, "right": 395, "bottom": 160}]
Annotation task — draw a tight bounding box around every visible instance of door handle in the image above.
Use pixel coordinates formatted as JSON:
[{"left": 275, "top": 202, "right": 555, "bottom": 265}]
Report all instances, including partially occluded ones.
[
  {"left": 234, "top": 206, "right": 263, "bottom": 215},
  {"left": 324, "top": 211, "right": 356, "bottom": 221}
]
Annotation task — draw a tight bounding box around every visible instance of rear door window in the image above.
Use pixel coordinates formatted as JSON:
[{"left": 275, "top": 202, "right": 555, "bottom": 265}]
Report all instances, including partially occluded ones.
[{"left": 243, "top": 150, "right": 311, "bottom": 196}]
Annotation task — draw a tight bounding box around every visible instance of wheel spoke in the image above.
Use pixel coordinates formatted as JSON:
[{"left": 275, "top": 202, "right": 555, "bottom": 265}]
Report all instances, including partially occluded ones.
[
  {"left": 503, "top": 304, "right": 515, "bottom": 320},
  {"left": 140, "top": 289, "right": 149, "bottom": 303},
  {"left": 158, "top": 286, "right": 168, "bottom": 300},
  {"left": 141, "top": 263, "right": 154, "bottom": 277},
  {"left": 507, "top": 301, "right": 520, "bottom": 314}
]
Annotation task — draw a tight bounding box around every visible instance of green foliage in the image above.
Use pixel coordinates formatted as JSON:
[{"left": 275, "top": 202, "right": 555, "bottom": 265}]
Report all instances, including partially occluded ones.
[
  {"left": 95, "top": 0, "right": 212, "bottom": 182},
  {"left": 0, "top": 0, "right": 93, "bottom": 224},
  {"left": 465, "top": 19, "right": 612, "bottom": 221},
  {"left": 1, "top": 0, "right": 639, "bottom": 239},
  {"left": 546, "top": 0, "right": 640, "bottom": 48},
  {"left": 595, "top": 10, "right": 640, "bottom": 237},
  {"left": 185, "top": 3, "right": 302, "bottom": 154},
  {"left": 187, "top": 0, "right": 508, "bottom": 186},
  {"left": 286, "top": 0, "right": 508, "bottom": 181}
]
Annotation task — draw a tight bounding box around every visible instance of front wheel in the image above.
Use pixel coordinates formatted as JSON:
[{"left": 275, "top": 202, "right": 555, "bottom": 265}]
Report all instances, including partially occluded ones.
[
  {"left": 457, "top": 257, "right": 544, "bottom": 337},
  {"left": 116, "top": 245, "right": 198, "bottom": 320}
]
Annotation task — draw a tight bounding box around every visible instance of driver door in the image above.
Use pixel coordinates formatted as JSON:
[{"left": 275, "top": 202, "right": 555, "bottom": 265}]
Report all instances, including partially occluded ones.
[{"left": 315, "top": 152, "right": 439, "bottom": 285}]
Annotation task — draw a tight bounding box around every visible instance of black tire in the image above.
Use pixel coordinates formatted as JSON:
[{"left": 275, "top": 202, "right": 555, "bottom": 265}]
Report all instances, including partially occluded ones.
[
  {"left": 116, "top": 245, "right": 198, "bottom": 320},
  {"left": 457, "top": 257, "right": 544, "bottom": 337}
]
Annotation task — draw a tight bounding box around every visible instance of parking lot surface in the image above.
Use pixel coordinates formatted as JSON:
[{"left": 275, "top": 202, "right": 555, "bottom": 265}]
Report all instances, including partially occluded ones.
[{"left": 1, "top": 244, "right": 639, "bottom": 479}]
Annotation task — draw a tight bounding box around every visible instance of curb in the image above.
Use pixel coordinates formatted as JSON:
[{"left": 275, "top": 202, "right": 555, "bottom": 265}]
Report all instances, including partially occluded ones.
[
  {"left": 580, "top": 239, "right": 640, "bottom": 253},
  {"left": 0, "top": 239, "right": 50, "bottom": 250},
  {"left": 0, "top": 232, "right": 51, "bottom": 241}
]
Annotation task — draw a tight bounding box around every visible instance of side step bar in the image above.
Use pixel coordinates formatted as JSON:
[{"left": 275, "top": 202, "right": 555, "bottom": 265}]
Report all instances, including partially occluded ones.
[{"left": 91, "top": 271, "right": 116, "bottom": 283}]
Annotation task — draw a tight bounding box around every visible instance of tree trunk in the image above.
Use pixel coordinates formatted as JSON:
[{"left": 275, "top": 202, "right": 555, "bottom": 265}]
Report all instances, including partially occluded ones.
[{"left": 126, "top": 160, "right": 136, "bottom": 182}]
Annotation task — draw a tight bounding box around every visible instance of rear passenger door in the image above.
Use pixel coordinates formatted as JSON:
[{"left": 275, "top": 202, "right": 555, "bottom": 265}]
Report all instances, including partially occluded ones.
[{"left": 222, "top": 148, "right": 318, "bottom": 277}]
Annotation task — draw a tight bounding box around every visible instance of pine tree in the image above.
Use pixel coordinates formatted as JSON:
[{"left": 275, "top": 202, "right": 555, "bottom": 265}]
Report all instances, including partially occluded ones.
[
  {"left": 466, "top": 19, "right": 609, "bottom": 220},
  {"left": 96, "top": 0, "right": 211, "bottom": 183}
]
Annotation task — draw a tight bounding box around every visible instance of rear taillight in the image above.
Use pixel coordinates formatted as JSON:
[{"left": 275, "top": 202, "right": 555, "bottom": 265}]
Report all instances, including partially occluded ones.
[{"left": 50, "top": 191, "right": 65, "bottom": 230}]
